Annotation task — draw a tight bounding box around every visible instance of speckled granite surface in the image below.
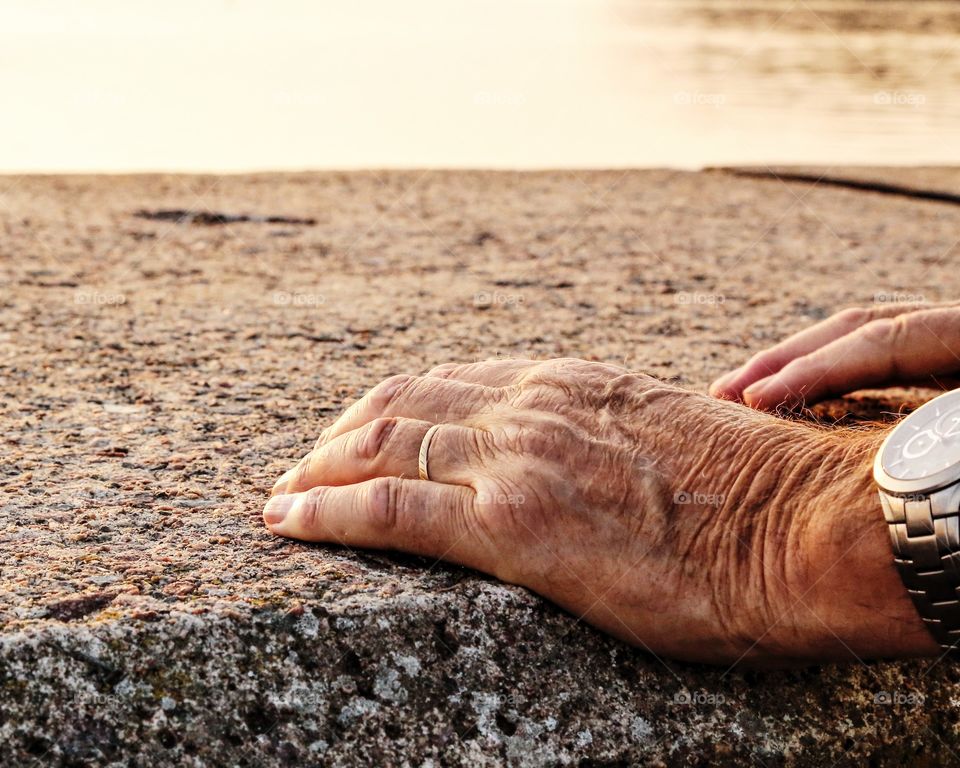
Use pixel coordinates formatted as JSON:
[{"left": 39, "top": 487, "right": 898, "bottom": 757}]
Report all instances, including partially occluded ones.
[{"left": 2, "top": 169, "right": 960, "bottom": 766}]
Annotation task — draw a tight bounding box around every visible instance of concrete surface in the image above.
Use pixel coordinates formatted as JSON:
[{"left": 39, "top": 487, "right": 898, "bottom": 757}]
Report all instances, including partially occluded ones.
[{"left": 2, "top": 169, "right": 960, "bottom": 766}]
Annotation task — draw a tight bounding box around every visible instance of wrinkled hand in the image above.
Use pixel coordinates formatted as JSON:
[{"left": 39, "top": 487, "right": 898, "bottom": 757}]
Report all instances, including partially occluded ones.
[
  {"left": 265, "top": 358, "right": 938, "bottom": 664},
  {"left": 710, "top": 302, "right": 960, "bottom": 410}
]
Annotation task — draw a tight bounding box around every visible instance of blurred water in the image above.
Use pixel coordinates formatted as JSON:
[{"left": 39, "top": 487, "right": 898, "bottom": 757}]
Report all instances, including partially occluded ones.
[{"left": 1, "top": 0, "right": 959, "bottom": 171}]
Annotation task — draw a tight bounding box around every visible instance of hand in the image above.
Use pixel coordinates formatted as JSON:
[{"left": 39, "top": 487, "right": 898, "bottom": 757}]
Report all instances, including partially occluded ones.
[
  {"left": 709, "top": 302, "right": 960, "bottom": 411},
  {"left": 264, "top": 359, "right": 937, "bottom": 664}
]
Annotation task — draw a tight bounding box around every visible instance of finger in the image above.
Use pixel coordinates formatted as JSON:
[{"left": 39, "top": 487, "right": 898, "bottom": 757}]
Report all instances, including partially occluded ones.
[
  {"left": 709, "top": 307, "right": 874, "bottom": 401},
  {"left": 314, "top": 374, "right": 501, "bottom": 450},
  {"left": 275, "top": 419, "right": 483, "bottom": 495},
  {"left": 426, "top": 359, "right": 537, "bottom": 387},
  {"left": 263, "top": 478, "right": 488, "bottom": 568},
  {"left": 742, "top": 308, "right": 960, "bottom": 410},
  {"left": 710, "top": 302, "right": 960, "bottom": 401}
]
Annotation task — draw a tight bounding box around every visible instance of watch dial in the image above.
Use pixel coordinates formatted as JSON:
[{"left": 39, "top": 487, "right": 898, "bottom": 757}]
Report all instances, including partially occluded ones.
[{"left": 882, "top": 390, "right": 960, "bottom": 482}]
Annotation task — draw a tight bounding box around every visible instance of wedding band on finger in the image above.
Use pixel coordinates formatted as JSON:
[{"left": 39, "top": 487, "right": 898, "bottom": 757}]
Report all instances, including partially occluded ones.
[{"left": 418, "top": 423, "right": 443, "bottom": 481}]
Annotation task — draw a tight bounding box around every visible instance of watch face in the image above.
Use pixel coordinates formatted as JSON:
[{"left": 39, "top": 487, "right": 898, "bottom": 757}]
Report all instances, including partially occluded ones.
[{"left": 881, "top": 389, "right": 960, "bottom": 484}]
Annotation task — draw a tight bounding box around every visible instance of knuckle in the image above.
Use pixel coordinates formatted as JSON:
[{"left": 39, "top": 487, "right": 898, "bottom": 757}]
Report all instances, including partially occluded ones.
[
  {"left": 470, "top": 426, "right": 497, "bottom": 459},
  {"left": 509, "top": 379, "right": 564, "bottom": 410},
  {"left": 512, "top": 426, "right": 552, "bottom": 457},
  {"left": 459, "top": 426, "right": 498, "bottom": 473},
  {"left": 474, "top": 478, "right": 511, "bottom": 514},
  {"left": 859, "top": 316, "right": 905, "bottom": 347},
  {"left": 473, "top": 477, "right": 530, "bottom": 537},
  {"left": 834, "top": 306, "right": 871, "bottom": 328},
  {"left": 519, "top": 359, "right": 569, "bottom": 384},
  {"left": 782, "top": 352, "right": 824, "bottom": 383},
  {"left": 300, "top": 486, "right": 328, "bottom": 531},
  {"left": 314, "top": 427, "right": 332, "bottom": 450},
  {"left": 426, "top": 363, "right": 458, "bottom": 379},
  {"left": 745, "top": 349, "right": 778, "bottom": 375},
  {"left": 371, "top": 374, "right": 418, "bottom": 411},
  {"left": 291, "top": 455, "right": 314, "bottom": 490},
  {"left": 368, "top": 477, "right": 401, "bottom": 531},
  {"left": 520, "top": 421, "right": 575, "bottom": 460},
  {"left": 538, "top": 358, "right": 616, "bottom": 378},
  {"left": 552, "top": 357, "right": 592, "bottom": 370},
  {"left": 360, "top": 417, "right": 399, "bottom": 460},
  {"left": 519, "top": 360, "right": 629, "bottom": 408}
]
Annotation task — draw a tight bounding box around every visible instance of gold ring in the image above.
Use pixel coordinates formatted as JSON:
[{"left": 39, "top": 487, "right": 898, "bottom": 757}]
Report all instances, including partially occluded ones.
[{"left": 418, "top": 423, "right": 442, "bottom": 481}]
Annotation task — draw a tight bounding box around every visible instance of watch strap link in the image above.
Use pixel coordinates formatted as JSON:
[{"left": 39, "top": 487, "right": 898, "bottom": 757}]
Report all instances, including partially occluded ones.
[{"left": 881, "top": 491, "right": 960, "bottom": 650}]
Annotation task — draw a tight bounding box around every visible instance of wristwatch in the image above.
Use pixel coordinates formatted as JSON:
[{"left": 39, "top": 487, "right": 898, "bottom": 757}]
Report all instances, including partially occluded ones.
[{"left": 875, "top": 388, "right": 960, "bottom": 651}]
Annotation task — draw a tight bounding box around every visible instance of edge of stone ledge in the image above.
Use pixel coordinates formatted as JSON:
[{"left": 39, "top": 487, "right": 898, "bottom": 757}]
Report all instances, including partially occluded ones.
[{"left": 1, "top": 578, "right": 956, "bottom": 766}]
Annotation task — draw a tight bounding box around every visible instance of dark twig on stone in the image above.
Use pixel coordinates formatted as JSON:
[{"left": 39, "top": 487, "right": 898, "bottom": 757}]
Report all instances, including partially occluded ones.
[{"left": 134, "top": 209, "right": 317, "bottom": 226}]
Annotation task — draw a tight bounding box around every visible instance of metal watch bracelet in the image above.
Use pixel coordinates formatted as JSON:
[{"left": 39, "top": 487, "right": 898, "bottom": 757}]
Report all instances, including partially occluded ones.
[{"left": 880, "top": 489, "right": 960, "bottom": 651}]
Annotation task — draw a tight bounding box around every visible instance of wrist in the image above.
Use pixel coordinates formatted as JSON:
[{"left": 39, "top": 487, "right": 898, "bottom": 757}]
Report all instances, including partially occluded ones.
[
  {"left": 622, "top": 382, "right": 938, "bottom": 663},
  {"left": 789, "top": 430, "right": 940, "bottom": 660},
  {"left": 652, "top": 390, "right": 939, "bottom": 662}
]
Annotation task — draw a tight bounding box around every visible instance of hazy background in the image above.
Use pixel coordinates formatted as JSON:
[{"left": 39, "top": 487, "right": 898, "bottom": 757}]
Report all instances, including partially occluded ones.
[{"left": 3, "top": 0, "right": 960, "bottom": 172}]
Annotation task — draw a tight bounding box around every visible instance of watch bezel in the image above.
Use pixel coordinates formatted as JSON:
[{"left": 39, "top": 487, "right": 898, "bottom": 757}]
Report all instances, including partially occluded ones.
[{"left": 874, "top": 389, "right": 960, "bottom": 495}]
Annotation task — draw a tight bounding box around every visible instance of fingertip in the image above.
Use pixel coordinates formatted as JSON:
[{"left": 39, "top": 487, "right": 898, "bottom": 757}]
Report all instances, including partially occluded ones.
[
  {"left": 709, "top": 365, "right": 749, "bottom": 400},
  {"left": 742, "top": 380, "right": 796, "bottom": 412},
  {"left": 264, "top": 493, "right": 297, "bottom": 526},
  {"left": 709, "top": 381, "right": 741, "bottom": 401},
  {"left": 741, "top": 380, "right": 770, "bottom": 408},
  {"left": 271, "top": 467, "right": 296, "bottom": 497}
]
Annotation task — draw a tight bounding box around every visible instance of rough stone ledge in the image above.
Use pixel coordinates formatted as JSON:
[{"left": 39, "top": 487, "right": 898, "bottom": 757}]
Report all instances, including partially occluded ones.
[
  {"left": 1, "top": 574, "right": 957, "bottom": 767},
  {"left": 5, "top": 169, "right": 960, "bottom": 766}
]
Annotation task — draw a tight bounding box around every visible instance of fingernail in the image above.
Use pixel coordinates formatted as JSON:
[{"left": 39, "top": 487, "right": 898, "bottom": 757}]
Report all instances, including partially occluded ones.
[
  {"left": 710, "top": 381, "right": 739, "bottom": 401},
  {"left": 743, "top": 381, "right": 793, "bottom": 410},
  {"left": 264, "top": 493, "right": 297, "bottom": 525},
  {"left": 709, "top": 373, "right": 733, "bottom": 392},
  {"left": 741, "top": 381, "right": 766, "bottom": 404},
  {"left": 271, "top": 468, "right": 296, "bottom": 497},
  {"left": 709, "top": 366, "right": 744, "bottom": 399}
]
